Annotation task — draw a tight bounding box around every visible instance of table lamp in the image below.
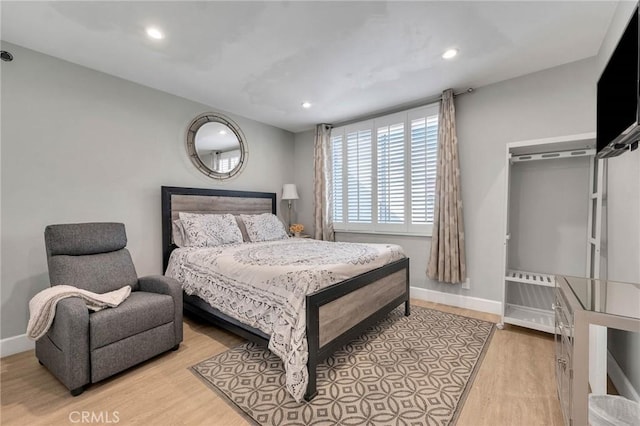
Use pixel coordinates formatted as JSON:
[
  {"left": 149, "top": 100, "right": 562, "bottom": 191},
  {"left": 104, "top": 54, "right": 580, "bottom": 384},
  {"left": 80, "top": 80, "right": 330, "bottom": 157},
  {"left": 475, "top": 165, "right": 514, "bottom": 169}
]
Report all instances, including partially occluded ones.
[{"left": 282, "top": 184, "right": 299, "bottom": 231}]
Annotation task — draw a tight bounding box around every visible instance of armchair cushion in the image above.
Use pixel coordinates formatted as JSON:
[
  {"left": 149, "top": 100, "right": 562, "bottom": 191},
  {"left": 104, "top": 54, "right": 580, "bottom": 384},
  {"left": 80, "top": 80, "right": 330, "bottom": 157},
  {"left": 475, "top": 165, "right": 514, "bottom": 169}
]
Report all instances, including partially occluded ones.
[
  {"left": 48, "top": 250, "right": 138, "bottom": 293},
  {"left": 45, "top": 223, "right": 127, "bottom": 256},
  {"left": 89, "top": 292, "right": 174, "bottom": 350}
]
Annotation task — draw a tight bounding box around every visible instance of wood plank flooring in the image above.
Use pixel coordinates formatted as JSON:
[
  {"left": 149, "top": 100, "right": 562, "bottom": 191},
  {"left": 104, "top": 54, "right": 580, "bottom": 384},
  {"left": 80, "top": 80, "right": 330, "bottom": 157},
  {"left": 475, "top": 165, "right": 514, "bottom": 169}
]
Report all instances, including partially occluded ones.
[{"left": 0, "top": 300, "right": 564, "bottom": 425}]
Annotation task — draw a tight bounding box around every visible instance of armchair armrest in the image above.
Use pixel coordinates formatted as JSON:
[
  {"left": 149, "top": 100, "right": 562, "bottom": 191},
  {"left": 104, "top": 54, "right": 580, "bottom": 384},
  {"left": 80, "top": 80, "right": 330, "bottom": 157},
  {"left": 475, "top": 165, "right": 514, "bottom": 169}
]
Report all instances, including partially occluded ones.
[
  {"left": 35, "top": 297, "right": 90, "bottom": 391},
  {"left": 138, "top": 275, "right": 183, "bottom": 343}
]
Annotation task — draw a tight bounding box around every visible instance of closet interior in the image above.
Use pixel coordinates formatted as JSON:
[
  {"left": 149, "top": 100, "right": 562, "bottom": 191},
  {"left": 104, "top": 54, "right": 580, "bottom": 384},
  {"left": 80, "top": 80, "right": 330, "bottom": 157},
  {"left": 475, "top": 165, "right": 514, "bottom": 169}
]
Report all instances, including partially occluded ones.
[{"left": 500, "top": 133, "right": 602, "bottom": 333}]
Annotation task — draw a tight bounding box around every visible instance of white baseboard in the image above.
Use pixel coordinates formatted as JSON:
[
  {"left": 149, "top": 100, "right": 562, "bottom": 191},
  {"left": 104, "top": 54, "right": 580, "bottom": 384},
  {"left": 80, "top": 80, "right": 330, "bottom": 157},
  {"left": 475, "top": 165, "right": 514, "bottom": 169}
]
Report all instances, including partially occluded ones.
[
  {"left": 410, "top": 286, "right": 502, "bottom": 316},
  {"left": 1, "top": 334, "right": 34, "bottom": 358},
  {"left": 608, "top": 351, "right": 640, "bottom": 402}
]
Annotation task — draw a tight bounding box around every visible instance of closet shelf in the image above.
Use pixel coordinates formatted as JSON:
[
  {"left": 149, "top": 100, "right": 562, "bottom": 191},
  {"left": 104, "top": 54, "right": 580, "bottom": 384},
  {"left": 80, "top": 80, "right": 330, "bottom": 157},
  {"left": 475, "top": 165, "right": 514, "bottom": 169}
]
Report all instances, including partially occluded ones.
[
  {"left": 504, "top": 304, "right": 555, "bottom": 334},
  {"left": 505, "top": 269, "right": 556, "bottom": 287}
]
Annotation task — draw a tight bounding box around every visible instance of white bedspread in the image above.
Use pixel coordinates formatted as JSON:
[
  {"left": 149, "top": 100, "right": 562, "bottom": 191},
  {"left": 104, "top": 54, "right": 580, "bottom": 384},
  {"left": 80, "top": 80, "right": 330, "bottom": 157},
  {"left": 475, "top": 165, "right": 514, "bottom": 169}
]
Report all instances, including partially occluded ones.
[{"left": 165, "top": 238, "right": 405, "bottom": 402}]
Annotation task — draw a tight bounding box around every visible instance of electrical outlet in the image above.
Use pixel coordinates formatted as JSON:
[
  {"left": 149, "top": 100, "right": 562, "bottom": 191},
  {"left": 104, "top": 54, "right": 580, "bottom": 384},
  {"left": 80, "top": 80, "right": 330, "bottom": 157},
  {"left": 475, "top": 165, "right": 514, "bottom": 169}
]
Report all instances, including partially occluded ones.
[{"left": 462, "top": 277, "right": 471, "bottom": 290}]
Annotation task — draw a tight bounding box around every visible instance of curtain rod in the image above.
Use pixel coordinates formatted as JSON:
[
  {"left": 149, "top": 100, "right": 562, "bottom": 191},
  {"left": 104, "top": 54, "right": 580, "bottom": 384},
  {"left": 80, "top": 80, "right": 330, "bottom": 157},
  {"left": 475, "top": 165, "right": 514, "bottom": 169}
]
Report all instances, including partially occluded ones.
[{"left": 330, "top": 87, "right": 474, "bottom": 129}]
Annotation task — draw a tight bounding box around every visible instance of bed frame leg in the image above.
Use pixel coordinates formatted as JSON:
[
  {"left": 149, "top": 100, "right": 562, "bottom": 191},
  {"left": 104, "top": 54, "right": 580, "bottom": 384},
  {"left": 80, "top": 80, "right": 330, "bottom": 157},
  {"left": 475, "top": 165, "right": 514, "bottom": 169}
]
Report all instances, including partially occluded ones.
[
  {"left": 405, "top": 300, "right": 411, "bottom": 316},
  {"left": 304, "top": 389, "right": 318, "bottom": 402},
  {"left": 304, "top": 367, "right": 317, "bottom": 401}
]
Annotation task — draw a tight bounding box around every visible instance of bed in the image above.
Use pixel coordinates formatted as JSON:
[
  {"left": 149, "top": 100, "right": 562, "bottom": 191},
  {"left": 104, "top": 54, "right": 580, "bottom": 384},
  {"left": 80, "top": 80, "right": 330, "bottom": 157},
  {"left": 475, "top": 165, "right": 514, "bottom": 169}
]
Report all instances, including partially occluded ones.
[{"left": 161, "top": 186, "right": 410, "bottom": 401}]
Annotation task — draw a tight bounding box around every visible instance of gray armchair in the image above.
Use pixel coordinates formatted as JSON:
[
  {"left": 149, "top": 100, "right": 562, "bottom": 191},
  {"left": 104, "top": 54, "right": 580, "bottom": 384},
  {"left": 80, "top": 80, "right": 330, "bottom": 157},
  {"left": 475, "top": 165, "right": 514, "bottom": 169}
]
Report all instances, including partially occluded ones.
[{"left": 36, "top": 223, "right": 183, "bottom": 396}]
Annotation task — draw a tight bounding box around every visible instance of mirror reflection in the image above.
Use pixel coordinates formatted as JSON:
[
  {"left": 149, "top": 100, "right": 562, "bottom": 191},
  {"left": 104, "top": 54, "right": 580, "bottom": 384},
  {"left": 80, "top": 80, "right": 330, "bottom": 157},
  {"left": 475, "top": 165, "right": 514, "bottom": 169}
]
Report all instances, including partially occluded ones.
[
  {"left": 186, "top": 112, "right": 247, "bottom": 180},
  {"left": 195, "top": 122, "right": 241, "bottom": 173}
]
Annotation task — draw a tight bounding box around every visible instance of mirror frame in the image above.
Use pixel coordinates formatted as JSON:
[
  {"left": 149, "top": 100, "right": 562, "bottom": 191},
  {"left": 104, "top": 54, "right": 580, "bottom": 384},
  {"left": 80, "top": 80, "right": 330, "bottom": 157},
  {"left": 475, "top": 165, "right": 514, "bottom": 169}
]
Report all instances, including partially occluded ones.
[{"left": 186, "top": 112, "right": 248, "bottom": 180}]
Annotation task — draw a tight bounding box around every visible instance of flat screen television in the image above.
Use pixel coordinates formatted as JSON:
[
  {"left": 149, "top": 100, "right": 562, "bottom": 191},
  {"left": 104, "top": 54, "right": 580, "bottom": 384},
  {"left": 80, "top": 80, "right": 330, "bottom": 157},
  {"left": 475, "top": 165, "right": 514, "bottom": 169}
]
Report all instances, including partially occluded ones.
[{"left": 596, "top": 4, "right": 640, "bottom": 158}]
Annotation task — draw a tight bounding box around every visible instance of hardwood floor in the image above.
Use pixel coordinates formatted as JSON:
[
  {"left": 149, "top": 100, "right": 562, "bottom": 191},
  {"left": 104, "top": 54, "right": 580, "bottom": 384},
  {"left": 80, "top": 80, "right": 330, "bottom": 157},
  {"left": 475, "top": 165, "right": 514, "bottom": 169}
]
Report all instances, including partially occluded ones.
[{"left": 0, "top": 300, "right": 564, "bottom": 425}]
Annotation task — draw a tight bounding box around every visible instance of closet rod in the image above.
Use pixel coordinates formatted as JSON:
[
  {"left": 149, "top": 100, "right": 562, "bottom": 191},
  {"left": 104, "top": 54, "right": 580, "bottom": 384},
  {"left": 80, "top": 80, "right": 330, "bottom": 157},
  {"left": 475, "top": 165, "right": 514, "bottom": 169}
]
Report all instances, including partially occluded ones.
[
  {"left": 511, "top": 149, "right": 596, "bottom": 163},
  {"left": 331, "top": 88, "right": 474, "bottom": 129}
]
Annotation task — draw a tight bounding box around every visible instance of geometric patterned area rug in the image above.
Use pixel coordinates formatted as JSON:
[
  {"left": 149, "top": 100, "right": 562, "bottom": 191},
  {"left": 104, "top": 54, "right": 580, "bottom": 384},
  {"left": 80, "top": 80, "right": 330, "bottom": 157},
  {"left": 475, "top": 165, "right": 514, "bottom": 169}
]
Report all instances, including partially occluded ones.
[{"left": 191, "top": 305, "right": 495, "bottom": 426}]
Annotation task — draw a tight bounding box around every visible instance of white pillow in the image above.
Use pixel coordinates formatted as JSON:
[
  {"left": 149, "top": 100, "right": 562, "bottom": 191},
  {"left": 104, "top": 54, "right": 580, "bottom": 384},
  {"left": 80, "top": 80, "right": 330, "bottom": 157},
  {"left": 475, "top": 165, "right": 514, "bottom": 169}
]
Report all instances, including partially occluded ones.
[
  {"left": 240, "top": 213, "right": 289, "bottom": 242},
  {"left": 178, "top": 213, "right": 243, "bottom": 247}
]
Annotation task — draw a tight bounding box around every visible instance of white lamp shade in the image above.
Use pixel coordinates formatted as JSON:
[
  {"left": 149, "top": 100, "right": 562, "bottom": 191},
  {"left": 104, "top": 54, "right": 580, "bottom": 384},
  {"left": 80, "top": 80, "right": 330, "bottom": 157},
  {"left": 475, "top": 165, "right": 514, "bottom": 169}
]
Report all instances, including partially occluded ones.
[{"left": 282, "top": 184, "right": 299, "bottom": 200}]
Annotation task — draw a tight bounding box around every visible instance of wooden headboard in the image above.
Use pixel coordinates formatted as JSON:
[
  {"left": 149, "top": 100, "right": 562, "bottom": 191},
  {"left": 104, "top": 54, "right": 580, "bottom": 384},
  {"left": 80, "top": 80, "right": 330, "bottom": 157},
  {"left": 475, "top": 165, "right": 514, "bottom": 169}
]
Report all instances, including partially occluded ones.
[{"left": 161, "top": 186, "right": 277, "bottom": 271}]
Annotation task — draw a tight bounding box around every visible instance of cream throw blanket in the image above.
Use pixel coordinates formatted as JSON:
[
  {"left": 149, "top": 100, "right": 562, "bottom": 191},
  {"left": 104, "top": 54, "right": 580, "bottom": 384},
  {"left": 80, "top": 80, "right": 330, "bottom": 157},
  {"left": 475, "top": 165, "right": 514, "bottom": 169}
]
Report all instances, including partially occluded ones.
[{"left": 27, "top": 285, "right": 131, "bottom": 341}]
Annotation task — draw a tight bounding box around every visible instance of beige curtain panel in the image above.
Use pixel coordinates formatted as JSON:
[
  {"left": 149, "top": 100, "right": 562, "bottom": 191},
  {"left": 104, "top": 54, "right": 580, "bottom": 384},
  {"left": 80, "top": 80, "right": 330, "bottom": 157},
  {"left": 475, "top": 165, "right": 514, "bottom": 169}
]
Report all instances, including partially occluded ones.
[
  {"left": 427, "top": 89, "right": 467, "bottom": 284},
  {"left": 313, "top": 123, "right": 335, "bottom": 241}
]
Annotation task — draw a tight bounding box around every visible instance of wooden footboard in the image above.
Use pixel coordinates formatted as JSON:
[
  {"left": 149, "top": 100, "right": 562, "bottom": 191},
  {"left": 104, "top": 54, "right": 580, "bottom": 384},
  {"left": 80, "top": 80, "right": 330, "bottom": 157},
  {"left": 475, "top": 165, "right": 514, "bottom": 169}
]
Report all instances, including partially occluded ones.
[{"left": 304, "top": 257, "right": 410, "bottom": 400}]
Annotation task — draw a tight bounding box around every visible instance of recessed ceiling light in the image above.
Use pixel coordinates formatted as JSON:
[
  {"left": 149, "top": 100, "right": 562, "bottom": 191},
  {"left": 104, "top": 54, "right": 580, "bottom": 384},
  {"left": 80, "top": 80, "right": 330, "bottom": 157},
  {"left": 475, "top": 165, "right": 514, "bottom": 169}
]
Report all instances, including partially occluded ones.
[
  {"left": 146, "top": 27, "right": 164, "bottom": 40},
  {"left": 442, "top": 49, "right": 458, "bottom": 59},
  {"left": 219, "top": 130, "right": 227, "bottom": 135},
  {"left": 301, "top": 101, "right": 312, "bottom": 109}
]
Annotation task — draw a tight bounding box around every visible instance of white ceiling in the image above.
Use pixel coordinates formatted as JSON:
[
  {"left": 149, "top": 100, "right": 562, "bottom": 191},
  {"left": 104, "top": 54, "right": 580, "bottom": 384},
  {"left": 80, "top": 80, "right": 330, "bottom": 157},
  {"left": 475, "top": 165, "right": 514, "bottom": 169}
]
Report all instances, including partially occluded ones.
[{"left": 1, "top": 1, "right": 617, "bottom": 133}]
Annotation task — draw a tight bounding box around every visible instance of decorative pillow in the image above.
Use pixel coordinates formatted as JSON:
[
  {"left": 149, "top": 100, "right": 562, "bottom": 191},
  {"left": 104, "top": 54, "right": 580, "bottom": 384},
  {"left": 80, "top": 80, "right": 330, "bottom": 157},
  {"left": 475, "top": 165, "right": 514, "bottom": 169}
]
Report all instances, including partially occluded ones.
[
  {"left": 240, "top": 213, "right": 289, "bottom": 242},
  {"left": 172, "top": 219, "right": 187, "bottom": 247},
  {"left": 178, "top": 213, "right": 243, "bottom": 247}
]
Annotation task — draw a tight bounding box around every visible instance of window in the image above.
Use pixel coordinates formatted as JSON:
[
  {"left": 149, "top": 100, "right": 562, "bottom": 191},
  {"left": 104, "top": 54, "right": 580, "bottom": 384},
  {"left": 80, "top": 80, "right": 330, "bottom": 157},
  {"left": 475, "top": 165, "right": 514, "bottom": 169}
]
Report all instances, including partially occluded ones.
[
  {"left": 332, "top": 104, "right": 439, "bottom": 235},
  {"left": 346, "top": 127, "right": 372, "bottom": 225},
  {"left": 217, "top": 150, "right": 241, "bottom": 173},
  {"left": 377, "top": 121, "right": 405, "bottom": 226},
  {"left": 331, "top": 134, "right": 344, "bottom": 223},
  {"left": 409, "top": 112, "right": 439, "bottom": 226}
]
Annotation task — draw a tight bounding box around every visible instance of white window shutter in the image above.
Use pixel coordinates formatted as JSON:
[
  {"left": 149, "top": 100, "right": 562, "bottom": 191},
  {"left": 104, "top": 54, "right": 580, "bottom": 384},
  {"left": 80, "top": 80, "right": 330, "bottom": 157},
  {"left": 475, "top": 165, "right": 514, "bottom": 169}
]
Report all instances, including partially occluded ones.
[
  {"left": 331, "top": 133, "right": 344, "bottom": 225},
  {"left": 346, "top": 128, "right": 373, "bottom": 224},
  {"left": 425, "top": 115, "right": 438, "bottom": 224},
  {"left": 377, "top": 122, "right": 405, "bottom": 225},
  {"left": 410, "top": 115, "right": 438, "bottom": 224}
]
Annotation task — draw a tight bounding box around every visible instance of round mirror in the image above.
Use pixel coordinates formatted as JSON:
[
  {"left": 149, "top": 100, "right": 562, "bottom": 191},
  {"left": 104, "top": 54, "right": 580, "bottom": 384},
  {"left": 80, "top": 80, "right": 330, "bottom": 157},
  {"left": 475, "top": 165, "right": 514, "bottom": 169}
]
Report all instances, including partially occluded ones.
[{"left": 186, "top": 112, "right": 247, "bottom": 180}]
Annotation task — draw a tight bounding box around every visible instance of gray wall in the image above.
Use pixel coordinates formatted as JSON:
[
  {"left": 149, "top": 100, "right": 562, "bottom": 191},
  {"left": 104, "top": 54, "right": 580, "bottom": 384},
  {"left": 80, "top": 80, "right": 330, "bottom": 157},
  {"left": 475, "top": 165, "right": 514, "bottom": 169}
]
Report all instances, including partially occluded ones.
[
  {"left": 293, "top": 130, "right": 315, "bottom": 232},
  {"left": 595, "top": 1, "right": 640, "bottom": 399},
  {"left": 294, "top": 57, "right": 597, "bottom": 303},
  {"left": 0, "top": 42, "right": 295, "bottom": 339}
]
